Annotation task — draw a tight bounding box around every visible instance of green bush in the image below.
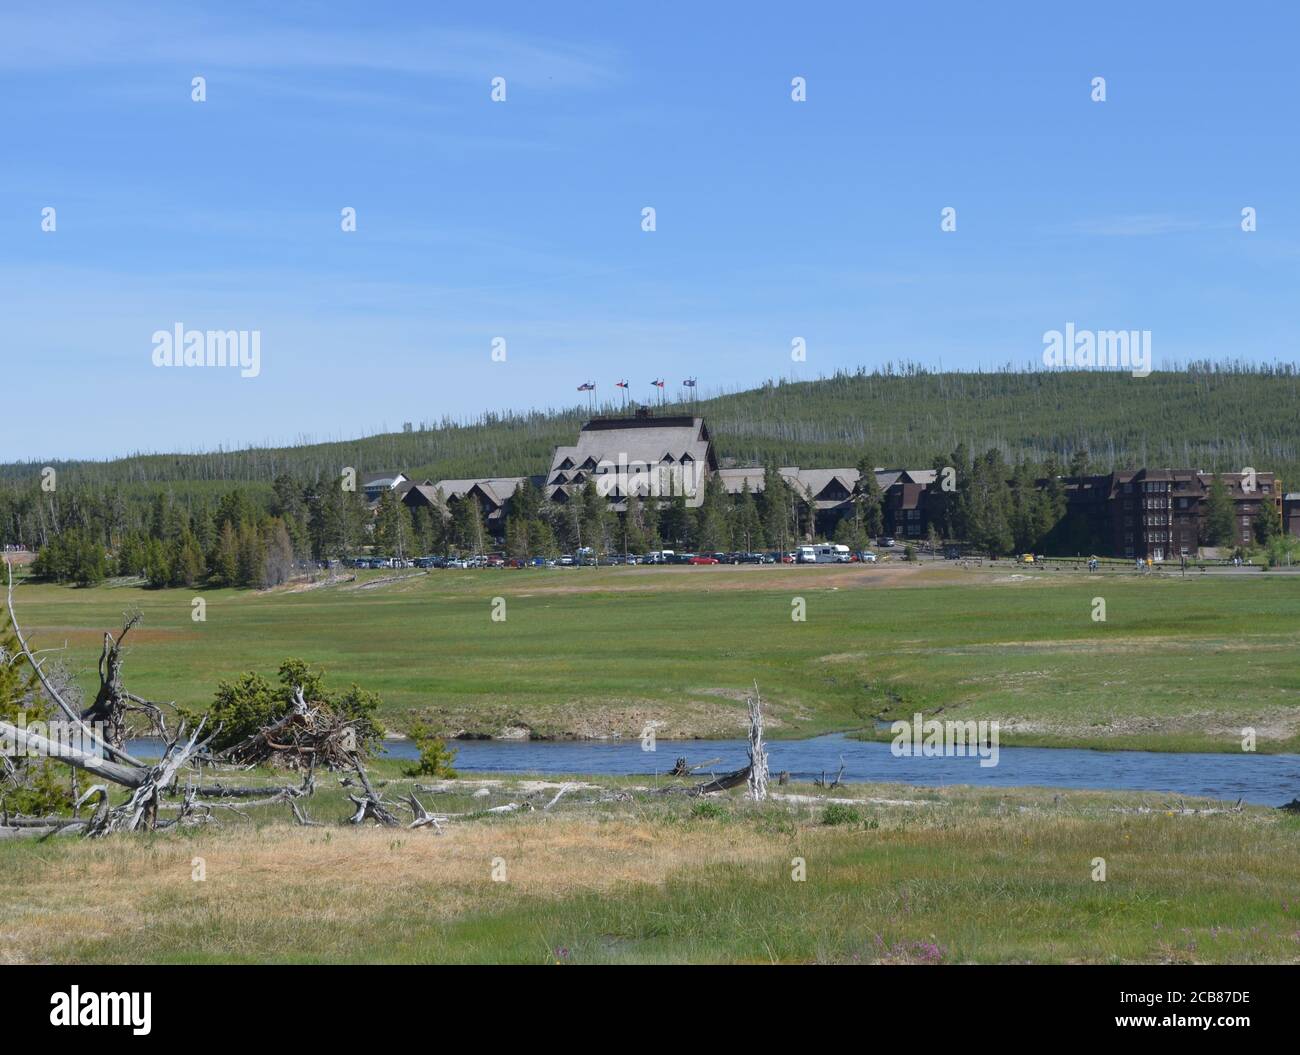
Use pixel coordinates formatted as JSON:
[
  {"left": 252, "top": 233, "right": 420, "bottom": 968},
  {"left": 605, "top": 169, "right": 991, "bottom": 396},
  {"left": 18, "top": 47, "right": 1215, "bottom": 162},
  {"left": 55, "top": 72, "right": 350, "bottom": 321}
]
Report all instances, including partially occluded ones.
[
  {"left": 690, "top": 800, "right": 727, "bottom": 820},
  {"left": 402, "top": 720, "right": 458, "bottom": 778},
  {"left": 182, "top": 658, "right": 383, "bottom": 756},
  {"left": 821, "top": 803, "right": 863, "bottom": 826}
]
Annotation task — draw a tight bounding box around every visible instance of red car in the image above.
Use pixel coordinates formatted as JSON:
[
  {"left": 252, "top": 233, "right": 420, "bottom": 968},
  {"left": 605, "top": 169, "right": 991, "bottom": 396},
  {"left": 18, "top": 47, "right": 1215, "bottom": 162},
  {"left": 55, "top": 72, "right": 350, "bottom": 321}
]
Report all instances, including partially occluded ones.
[{"left": 688, "top": 555, "right": 719, "bottom": 565}]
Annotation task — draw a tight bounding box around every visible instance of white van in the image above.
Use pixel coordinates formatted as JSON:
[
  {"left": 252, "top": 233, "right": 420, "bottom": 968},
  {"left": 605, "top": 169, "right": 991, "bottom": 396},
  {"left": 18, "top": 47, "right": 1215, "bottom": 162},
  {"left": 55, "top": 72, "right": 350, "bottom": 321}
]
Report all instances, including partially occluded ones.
[{"left": 800, "top": 544, "right": 849, "bottom": 564}]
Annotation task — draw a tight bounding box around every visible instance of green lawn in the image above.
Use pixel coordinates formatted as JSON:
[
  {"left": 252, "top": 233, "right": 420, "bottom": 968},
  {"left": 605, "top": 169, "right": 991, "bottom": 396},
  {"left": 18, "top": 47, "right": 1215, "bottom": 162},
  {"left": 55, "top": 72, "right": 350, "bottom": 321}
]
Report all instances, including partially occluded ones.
[{"left": 11, "top": 563, "right": 1300, "bottom": 751}]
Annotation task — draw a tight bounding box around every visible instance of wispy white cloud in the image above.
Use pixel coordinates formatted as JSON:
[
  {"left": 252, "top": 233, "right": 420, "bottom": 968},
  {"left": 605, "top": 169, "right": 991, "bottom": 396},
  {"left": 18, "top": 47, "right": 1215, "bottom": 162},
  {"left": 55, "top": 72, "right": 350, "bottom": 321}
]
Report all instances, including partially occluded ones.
[
  {"left": 0, "top": 3, "right": 614, "bottom": 88},
  {"left": 1068, "top": 214, "right": 1207, "bottom": 237}
]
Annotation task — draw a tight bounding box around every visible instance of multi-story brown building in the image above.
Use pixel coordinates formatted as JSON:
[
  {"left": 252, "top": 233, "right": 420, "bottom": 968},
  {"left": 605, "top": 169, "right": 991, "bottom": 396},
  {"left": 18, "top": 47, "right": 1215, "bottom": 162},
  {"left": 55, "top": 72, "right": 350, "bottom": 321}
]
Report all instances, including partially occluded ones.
[
  {"left": 1100, "top": 469, "right": 1279, "bottom": 560},
  {"left": 1285, "top": 493, "right": 1300, "bottom": 538}
]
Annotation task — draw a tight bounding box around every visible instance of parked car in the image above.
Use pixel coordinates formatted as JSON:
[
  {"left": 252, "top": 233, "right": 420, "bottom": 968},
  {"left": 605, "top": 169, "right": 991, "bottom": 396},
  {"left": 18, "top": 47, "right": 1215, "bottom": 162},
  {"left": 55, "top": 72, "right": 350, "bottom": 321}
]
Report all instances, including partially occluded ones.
[
  {"left": 944, "top": 546, "right": 962, "bottom": 560},
  {"left": 688, "top": 555, "right": 719, "bottom": 565},
  {"left": 859, "top": 551, "right": 878, "bottom": 563},
  {"left": 880, "top": 537, "right": 896, "bottom": 549}
]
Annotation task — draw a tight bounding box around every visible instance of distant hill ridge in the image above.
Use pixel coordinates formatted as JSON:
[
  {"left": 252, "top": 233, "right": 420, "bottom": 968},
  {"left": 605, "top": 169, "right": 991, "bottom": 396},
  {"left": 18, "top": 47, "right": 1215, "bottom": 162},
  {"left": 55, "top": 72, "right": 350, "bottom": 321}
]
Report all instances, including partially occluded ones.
[{"left": 5, "top": 365, "right": 1300, "bottom": 492}]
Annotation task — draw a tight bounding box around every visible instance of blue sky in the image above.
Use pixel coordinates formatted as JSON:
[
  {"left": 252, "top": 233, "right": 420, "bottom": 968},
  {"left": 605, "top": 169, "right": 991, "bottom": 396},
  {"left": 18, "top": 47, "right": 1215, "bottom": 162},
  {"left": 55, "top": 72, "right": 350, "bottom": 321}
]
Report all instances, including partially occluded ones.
[{"left": 3, "top": 1, "right": 1298, "bottom": 460}]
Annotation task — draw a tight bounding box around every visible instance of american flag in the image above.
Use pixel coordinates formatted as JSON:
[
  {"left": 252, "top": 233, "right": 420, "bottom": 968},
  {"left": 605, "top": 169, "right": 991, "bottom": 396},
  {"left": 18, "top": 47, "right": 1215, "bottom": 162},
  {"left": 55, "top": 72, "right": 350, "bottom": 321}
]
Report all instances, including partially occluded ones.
[
  {"left": 615, "top": 379, "right": 629, "bottom": 389},
  {"left": 652, "top": 378, "right": 665, "bottom": 388},
  {"left": 577, "top": 381, "right": 595, "bottom": 391}
]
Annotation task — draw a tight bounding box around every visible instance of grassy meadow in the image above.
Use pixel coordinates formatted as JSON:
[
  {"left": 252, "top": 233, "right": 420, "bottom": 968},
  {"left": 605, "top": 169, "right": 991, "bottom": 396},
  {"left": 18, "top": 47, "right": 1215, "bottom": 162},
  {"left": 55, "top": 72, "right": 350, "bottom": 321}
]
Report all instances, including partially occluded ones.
[
  {"left": 2, "top": 768, "right": 1297, "bottom": 964},
  {"left": 10, "top": 561, "right": 1300, "bottom": 752}
]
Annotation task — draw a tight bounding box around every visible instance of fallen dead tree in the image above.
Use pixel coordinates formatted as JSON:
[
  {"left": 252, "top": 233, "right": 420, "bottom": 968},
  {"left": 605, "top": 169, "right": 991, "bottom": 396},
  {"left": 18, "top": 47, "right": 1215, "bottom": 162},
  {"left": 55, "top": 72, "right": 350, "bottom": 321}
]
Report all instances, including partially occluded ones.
[
  {"left": 657, "top": 685, "right": 768, "bottom": 799},
  {"left": 813, "top": 756, "right": 846, "bottom": 789},
  {"left": 345, "top": 751, "right": 401, "bottom": 826},
  {"left": 0, "top": 720, "right": 214, "bottom": 838},
  {"left": 4, "top": 561, "right": 144, "bottom": 771},
  {"left": 668, "top": 756, "right": 721, "bottom": 776}
]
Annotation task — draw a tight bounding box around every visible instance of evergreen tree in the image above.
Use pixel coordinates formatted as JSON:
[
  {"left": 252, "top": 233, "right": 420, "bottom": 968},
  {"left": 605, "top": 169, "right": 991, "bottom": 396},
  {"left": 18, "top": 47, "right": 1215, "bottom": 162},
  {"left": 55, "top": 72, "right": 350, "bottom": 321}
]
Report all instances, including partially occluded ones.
[
  {"left": 695, "top": 475, "right": 731, "bottom": 553},
  {"left": 732, "top": 480, "right": 764, "bottom": 552},
  {"left": 580, "top": 479, "right": 613, "bottom": 556},
  {"left": 174, "top": 529, "right": 206, "bottom": 587},
  {"left": 759, "top": 463, "right": 792, "bottom": 553},
  {"left": 374, "top": 492, "right": 414, "bottom": 559},
  {"left": 852, "top": 456, "right": 884, "bottom": 540},
  {"left": 529, "top": 518, "right": 559, "bottom": 558},
  {"left": 967, "top": 449, "right": 1015, "bottom": 555},
  {"left": 1203, "top": 476, "right": 1235, "bottom": 546},
  {"left": 212, "top": 521, "right": 240, "bottom": 586},
  {"left": 1253, "top": 493, "right": 1281, "bottom": 544}
]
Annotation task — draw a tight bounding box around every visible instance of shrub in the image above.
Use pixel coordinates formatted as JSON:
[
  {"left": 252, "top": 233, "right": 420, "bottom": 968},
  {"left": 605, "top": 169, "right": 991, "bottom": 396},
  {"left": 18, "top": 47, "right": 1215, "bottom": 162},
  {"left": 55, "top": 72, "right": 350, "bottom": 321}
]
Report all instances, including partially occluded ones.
[
  {"left": 690, "top": 800, "right": 727, "bottom": 820},
  {"left": 183, "top": 658, "right": 383, "bottom": 756},
  {"left": 402, "top": 720, "right": 458, "bottom": 778},
  {"left": 821, "top": 803, "right": 863, "bottom": 826}
]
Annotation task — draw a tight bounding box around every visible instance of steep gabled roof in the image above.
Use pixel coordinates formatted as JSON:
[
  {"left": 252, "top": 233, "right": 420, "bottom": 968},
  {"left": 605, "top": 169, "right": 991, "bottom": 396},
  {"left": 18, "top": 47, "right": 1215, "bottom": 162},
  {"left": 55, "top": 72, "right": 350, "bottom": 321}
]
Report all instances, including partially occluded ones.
[{"left": 546, "top": 414, "right": 716, "bottom": 508}]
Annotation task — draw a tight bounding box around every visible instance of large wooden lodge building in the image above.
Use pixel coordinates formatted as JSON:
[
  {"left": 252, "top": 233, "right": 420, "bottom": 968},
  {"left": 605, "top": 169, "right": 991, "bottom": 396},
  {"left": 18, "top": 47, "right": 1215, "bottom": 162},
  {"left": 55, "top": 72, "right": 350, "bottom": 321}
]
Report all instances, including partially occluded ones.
[{"left": 372, "top": 410, "right": 1286, "bottom": 560}]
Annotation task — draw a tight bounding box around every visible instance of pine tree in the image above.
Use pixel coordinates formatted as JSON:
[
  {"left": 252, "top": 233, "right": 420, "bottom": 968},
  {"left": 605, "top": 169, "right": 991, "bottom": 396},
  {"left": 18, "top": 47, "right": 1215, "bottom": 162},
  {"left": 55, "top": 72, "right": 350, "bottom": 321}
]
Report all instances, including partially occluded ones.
[
  {"left": 174, "top": 529, "right": 206, "bottom": 587},
  {"left": 694, "top": 475, "right": 731, "bottom": 553},
  {"left": 212, "top": 521, "right": 240, "bottom": 586},
  {"left": 1203, "top": 476, "right": 1235, "bottom": 546},
  {"left": 759, "top": 464, "right": 792, "bottom": 553},
  {"left": 853, "top": 456, "right": 884, "bottom": 539},
  {"left": 1253, "top": 493, "right": 1281, "bottom": 544},
  {"left": 732, "top": 480, "right": 763, "bottom": 552}
]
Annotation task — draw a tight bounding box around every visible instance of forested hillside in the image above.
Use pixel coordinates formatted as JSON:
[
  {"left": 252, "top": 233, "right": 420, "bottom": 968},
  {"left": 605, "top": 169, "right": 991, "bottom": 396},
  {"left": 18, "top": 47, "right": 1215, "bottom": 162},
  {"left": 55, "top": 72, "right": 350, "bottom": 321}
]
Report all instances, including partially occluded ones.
[{"left": 3, "top": 364, "right": 1298, "bottom": 562}]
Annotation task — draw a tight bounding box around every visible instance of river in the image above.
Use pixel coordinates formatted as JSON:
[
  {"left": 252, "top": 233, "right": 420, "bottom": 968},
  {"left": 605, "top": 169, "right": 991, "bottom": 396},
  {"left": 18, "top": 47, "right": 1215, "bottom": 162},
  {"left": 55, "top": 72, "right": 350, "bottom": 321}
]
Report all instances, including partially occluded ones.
[{"left": 130, "top": 733, "right": 1300, "bottom": 806}]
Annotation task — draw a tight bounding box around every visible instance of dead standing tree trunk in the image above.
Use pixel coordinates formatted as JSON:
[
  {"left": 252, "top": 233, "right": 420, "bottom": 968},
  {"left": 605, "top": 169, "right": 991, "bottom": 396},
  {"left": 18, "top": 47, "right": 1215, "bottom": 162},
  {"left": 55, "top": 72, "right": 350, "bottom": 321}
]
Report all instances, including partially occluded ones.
[
  {"left": 81, "top": 615, "right": 173, "bottom": 747},
  {"left": 82, "top": 619, "right": 136, "bottom": 746},
  {"left": 746, "top": 683, "right": 768, "bottom": 802}
]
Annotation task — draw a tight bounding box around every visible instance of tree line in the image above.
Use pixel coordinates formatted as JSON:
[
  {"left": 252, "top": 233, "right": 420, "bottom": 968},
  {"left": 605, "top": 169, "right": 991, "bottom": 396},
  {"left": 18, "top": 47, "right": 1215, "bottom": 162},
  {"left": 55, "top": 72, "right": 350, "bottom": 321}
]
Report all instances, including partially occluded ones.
[{"left": 16, "top": 448, "right": 1284, "bottom": 587}]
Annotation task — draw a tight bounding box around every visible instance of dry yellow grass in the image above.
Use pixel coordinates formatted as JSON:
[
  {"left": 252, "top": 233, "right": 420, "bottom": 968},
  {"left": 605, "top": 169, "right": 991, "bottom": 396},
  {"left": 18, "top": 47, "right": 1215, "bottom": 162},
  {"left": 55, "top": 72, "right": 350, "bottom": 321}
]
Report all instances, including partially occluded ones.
[{"left": 0, "top": 816, "right": 784, "bottom": 963}]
